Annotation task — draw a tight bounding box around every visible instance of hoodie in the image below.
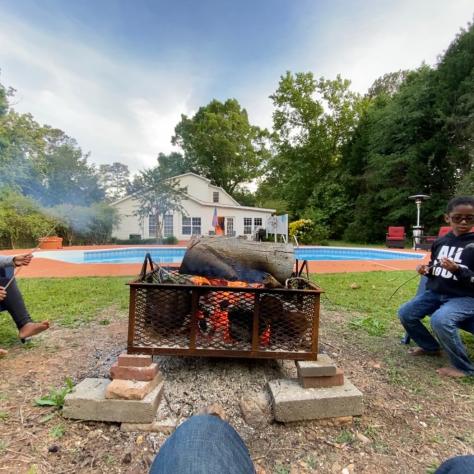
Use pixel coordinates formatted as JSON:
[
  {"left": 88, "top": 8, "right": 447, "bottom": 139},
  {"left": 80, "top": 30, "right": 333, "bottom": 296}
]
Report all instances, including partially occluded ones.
[{"left": 426, "top": 231, "right": 474, "bottom": 298}]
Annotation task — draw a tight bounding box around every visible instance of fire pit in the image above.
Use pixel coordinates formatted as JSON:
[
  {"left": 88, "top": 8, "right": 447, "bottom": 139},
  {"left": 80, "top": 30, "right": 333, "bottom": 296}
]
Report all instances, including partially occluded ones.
[{"left": 127, "top": 256, "right": 322, "bottom": 360}]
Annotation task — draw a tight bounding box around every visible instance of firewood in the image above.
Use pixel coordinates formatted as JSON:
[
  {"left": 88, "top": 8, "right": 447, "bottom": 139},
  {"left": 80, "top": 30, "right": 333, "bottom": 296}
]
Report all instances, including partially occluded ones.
[{"left": 179, "top": 236, "right": 294, "bottom": 285}]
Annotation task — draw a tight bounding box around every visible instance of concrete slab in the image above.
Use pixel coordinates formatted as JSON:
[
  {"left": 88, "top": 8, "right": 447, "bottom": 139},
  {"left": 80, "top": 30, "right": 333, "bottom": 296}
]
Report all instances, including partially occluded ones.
[
  {"left": 296, "top": 354, "right": 337, "bottom": 377},
  {"left": 63, "top": 378, "right": 163, "bottom": 423},
  {"left": 268, "top": 378, "right": 363, "bottom": 422}
]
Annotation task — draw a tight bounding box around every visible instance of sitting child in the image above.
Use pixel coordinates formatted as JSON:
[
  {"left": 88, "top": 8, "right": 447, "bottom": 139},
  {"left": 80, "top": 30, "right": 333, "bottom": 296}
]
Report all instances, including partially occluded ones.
[
  {"left": 398, "top": 196, "right": 474, "bottom": 377},
  {"left": 0, "top": 254, "right": 49, "bottom": 357}
]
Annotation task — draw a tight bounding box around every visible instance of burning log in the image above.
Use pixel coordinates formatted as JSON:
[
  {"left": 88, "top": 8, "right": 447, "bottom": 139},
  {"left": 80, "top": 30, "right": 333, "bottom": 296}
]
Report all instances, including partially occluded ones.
[{"left": 179, "top": 236, "right": 294, "bottom": 286}]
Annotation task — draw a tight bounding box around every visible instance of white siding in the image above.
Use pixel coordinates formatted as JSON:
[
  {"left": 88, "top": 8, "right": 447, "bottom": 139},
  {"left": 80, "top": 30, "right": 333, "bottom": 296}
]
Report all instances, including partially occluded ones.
[{"left": 110, "top": 173, "right": 275, "bottom": 241}]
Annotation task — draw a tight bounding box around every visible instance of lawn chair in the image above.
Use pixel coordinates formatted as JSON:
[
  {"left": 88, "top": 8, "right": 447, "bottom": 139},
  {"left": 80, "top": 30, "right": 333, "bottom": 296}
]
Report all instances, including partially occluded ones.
[
  {"left": 419, "top": 226, "right": 452, "bottom": 250},
  {"left": 386, "top": 226, "right": 406, "bottom": 248}
]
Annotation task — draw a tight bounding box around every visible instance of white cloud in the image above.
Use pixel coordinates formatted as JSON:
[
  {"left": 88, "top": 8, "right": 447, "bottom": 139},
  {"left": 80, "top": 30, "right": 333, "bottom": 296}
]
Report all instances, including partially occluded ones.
[
  {"left": 0, "top": 1, "right": 472, "bottom": 175},
  {"left": 0, "top": 12, "right": 200, "bottom": 172},
  {"left": 297, "top": 0, "right": 474, "bottom": 93}
]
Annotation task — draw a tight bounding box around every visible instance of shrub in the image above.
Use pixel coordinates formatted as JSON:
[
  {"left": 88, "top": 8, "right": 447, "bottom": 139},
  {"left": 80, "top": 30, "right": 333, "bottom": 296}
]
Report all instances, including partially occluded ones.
[
  {"left": 289, "top": 219, "right": 329, "bottom": 244},
  {"left": 162, "top": 235, "right": 178, "bottom": 245}
]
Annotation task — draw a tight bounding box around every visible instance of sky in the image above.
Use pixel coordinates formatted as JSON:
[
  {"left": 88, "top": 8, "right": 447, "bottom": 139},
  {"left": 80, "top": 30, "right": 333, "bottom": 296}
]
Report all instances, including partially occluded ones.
[{"left": 0, "top": 0, "right": 472, "bottom": 173}]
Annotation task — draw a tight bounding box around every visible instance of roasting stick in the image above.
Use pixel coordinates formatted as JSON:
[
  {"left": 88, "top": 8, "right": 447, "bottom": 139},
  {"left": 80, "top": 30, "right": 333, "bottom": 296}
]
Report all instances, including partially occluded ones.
[{"left": 4, "top": 224, "right": 58, "bottom": 290}]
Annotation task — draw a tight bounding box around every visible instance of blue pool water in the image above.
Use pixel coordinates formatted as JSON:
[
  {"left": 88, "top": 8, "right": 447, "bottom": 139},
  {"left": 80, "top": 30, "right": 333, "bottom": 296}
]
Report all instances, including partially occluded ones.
[{"left": 36, "top": 246, "right": 424, "bottom": 264}]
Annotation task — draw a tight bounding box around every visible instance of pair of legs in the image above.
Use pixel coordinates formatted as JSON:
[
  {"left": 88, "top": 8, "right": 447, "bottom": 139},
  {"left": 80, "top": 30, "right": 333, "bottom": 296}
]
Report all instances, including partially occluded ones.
[
  {"left": 398, "top": 289, "right": 474, "bottom": 376},
  {"left": 149, "top": 414, "right": 255, "bottom": 474},
  {"left": 0, "top": 269, "right": 49, "bottom": 356}
]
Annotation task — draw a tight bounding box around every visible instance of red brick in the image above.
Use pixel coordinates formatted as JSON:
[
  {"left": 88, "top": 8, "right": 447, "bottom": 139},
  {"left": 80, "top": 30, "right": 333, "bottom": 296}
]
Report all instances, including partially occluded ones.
[
  {"left": 118, "top": 354, "right": 152, "bottom": 367},
  {"left": 110, "top": 362, "right": 159, "bottom": 381},
  {"left": 299, "top": 368, "right": 344, "bottom": 388},
  {"left": 105, "top": 374, "right": 162, "bottom": 400}
]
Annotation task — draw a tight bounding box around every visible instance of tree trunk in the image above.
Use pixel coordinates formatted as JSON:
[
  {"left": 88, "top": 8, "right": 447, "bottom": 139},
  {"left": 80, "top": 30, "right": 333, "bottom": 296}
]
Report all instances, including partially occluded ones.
[{"left": 179, "top": 236, "right": 294, "bottom": 285}]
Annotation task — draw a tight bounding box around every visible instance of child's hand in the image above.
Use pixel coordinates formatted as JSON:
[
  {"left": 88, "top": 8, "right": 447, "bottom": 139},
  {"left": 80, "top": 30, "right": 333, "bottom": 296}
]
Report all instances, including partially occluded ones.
[
  {"left": 439, "top": 257, "right": 459, "bottom": 272},
  {"left": 416, "top": 264, "right": 430, "bottom": 275},
  {"left": 0, "top": 287, "right": 6, "bottom": 301}
]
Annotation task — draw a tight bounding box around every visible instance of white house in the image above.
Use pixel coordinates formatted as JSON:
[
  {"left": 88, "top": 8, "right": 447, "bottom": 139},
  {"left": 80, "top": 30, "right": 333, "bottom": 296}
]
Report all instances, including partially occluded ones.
[{"left": 110, "top": 173, "right": 276, "bottom": 241}]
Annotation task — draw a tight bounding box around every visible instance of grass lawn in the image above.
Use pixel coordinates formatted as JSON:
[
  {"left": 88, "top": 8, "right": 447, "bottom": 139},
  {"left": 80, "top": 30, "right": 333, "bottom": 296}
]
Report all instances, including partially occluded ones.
[
  {"left": 0, "top": 277, "right": 130, "bottom": 345},
  {"left": 1, "top": 271, "right": 472, "bottom": 357}
]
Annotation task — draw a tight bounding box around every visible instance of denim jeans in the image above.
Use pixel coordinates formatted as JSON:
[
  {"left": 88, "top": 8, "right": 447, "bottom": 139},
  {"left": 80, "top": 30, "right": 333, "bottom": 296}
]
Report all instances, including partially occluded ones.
[
  {"left": 149, "top": 415, "right": 255, "bottom": 474},
  {"left": 435, "top": 455, "right": 474, "bottom": 473},
  {"left": 398, "top": 290, "right": 474, "bottom": 375}
]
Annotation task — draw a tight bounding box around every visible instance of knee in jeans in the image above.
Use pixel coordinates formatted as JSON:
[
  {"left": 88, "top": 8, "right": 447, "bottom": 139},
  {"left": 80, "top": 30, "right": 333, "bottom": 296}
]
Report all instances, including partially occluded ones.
[
  {"left": 430, "top": 313, "right": 452, "bottom": 335},
  {"left": 398, "top": 303, "right": 418, "bottom": 324}
]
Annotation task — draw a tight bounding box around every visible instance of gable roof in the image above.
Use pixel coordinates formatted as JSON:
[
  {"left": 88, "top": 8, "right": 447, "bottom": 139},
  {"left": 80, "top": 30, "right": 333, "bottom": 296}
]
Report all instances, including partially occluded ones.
[
  {"left": 111, "top": 172, "right": 241, "bottom": 207},
  {"left": 170, "top": 172, "right": 240, "bottom": 205}
]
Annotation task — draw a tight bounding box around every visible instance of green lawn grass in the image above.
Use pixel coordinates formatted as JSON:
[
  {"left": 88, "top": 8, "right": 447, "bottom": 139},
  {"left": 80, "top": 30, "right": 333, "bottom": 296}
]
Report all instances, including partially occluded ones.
[
  {"left": 0, "top": 277, "right": 130, "bottom": 345},
  {"left": 313, "top": 271, "right": 473, "bottom": 352},
  {"left": 1, "top": 272, "right": 472, "bottom": 355}
]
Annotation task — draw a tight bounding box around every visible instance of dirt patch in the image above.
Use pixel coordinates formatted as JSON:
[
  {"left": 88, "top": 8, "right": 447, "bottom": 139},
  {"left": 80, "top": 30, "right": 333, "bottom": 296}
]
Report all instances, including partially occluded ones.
[{"left": 0, "top": 307, "right": 472, "bottom": 474}]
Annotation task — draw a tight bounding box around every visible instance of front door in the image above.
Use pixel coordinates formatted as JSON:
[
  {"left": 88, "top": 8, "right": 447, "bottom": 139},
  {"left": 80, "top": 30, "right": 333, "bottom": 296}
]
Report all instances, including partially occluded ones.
[{"left": 226, "top": 217, "right": 234, "bottom": 236}]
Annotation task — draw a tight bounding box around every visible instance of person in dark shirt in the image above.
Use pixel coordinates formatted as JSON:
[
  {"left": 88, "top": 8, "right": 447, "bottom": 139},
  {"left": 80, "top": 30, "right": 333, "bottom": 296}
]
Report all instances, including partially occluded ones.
[{"left": 398, "top": 196, "right": 474, "bottom": 377}]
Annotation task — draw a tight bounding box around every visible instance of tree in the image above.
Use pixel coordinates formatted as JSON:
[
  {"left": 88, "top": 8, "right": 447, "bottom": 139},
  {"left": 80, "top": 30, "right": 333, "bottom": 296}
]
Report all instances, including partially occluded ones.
[
  {"left": 133, "top": 167, "right": 186, "bottom": 241},
  {"left": 98, "top": 162, "right": 131, "bottom": 202},
  {"left": 0, "top": 189, "right": 56, "bottom": 248},
  {"left": 157, "top": 152, "right": 190, "bottom": 179},
  {"left": 50, "top": 203, "right": 119, "bottom": 245},
  {"left": 172, "top": 99, "right": 269, "bottom": 195},
  {"left": 262, "top": 72, "right": 366, "bottom": 235}
]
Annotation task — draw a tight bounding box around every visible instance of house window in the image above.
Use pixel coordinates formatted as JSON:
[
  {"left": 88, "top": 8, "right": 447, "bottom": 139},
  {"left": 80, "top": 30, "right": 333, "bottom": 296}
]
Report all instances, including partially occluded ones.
[
  {"left": 254, "top": 217, "right": 262, "bottom": 228},
  {"left": 182, "top": 216, "right": 201, "bottom": 236},
  {"left": 149, "top": 215, "right": 157, "bottom": 237},
  {"left": 244, "top": 217, "right": 252, "bottom": 235},
  {"left": 213, "top": 191, "right": 219, "bottom": 203},
  {"left": 163, "top": 215, "right": 173, "bottom": 237},
  {"left": 192, "top": 217, "right": 201, "bottom": 235}
]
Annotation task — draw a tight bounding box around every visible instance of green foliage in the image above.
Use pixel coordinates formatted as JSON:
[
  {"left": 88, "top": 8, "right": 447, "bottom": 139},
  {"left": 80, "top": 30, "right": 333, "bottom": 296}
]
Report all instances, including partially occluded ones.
[
  {"left": 50, "top": 203, "right": 120, "bottom": 245},
  {"left": 132, "top": 167, "right": 186, "bottom": 241},
  {"left": 0, "top": 276, "right": 129, "bottom": 345},
  {"left": 343, "top": 23, "right": 474, "bottom": 242},
  {"left": 172, "top": 99, "right": 269, "bottom": 195},
  {"left": 0, "top": 189, "right": 57, "bottom": 248},
  {"left": 99, "top": 162, "right": 130, "bottom": 202},
  {"left": 162, "top": 235, "right": 178, "bottom": 244},
  {"left": 50, "top": 424, "right": 66, "bottom": 438},
  {"left": 35, "top": 378, "right": 74, "bottom": 409},
  {"left": 262, "top": 72, "right": 366, "bottom": 235},
  {"left": 289, "top": 218, "right": 329, "bottom": 244}
]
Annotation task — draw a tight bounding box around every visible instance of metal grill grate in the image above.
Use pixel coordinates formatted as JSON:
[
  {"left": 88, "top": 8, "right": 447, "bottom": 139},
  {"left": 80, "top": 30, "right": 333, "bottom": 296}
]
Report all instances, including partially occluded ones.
[{"left": 127, "top": 266, "right": 321, "bottom": 360}]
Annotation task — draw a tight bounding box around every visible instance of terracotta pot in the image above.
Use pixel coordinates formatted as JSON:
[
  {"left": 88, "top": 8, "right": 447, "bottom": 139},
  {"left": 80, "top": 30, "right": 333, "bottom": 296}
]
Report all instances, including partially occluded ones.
[{"left": 38, "top": 236, "right": 63, "bottom": 250}]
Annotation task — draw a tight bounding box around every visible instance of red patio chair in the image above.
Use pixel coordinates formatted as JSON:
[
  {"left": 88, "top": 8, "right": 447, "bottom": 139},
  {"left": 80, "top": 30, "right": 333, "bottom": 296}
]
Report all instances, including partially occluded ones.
[
  {"left": 419, "top": 226, "right": 452, "bottom": 250},
  {"left": 386, "top": 226, "right": 406, "bottom": 248}
]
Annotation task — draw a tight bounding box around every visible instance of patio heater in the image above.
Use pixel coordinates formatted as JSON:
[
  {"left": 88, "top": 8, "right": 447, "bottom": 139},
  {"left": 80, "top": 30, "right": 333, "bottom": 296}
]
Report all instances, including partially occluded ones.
[{"left": 408, "top": 194, "right": 430, "bottom": 250}]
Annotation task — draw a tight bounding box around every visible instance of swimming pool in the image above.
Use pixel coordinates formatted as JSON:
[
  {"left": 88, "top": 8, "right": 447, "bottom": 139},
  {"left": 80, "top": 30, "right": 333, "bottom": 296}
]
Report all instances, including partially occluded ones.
[{"left": 35, "top": 246, "right": 424, "bottom": 264}]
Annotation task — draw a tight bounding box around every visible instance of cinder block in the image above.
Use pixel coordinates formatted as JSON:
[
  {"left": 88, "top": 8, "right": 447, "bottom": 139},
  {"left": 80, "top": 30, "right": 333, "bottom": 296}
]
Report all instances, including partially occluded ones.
[
  {"left": 268, "top": 378, "right": 363, "bottom": 422},
  {"left": 118, "top": 354, "right": 153, "bottom": 367},
  {"left": 300, "top": 368, "right": 344, "bottom": 388},
  {"left": 110, "top": 362, "right": 159, "bottom": 381},
  {"left": 105, "top": 374, "right": 162, "bottom": 400},
  {"left": 296, "top": 354, "right": 337, "bottom": 377},
  {"left": 120, "top": 417, "right": 177, "bottom": 434},
  {"left": 63, "top": 378, "right": 163, "bottom": 423}
]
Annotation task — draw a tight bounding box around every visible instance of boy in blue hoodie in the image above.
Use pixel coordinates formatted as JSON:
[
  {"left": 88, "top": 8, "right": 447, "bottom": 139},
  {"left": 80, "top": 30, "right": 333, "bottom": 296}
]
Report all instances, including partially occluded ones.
[{"left": 398, "top": 196, "right": 474, "bottom": 377}]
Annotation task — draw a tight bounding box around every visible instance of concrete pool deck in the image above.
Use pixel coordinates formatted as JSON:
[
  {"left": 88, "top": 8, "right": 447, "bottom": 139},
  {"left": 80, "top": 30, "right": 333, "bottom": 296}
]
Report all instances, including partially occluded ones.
[{"left": 0, "top": 245, "right": 430, "bottom": 279}]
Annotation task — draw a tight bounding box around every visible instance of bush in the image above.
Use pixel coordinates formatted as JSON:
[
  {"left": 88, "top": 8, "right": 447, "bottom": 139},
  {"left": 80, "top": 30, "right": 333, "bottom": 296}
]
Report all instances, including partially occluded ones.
[
  {"left": 289, "top": 219, "right": 329, "bottom": 245},
  {"left": 0, "top": 189, "right": 57, "bottom": 248},
  {"left": 162, "top": 235, "right": 178, "bottom": 245},
  {"left": 114, "top": 237, "right": 158, "bottom": 245}
]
